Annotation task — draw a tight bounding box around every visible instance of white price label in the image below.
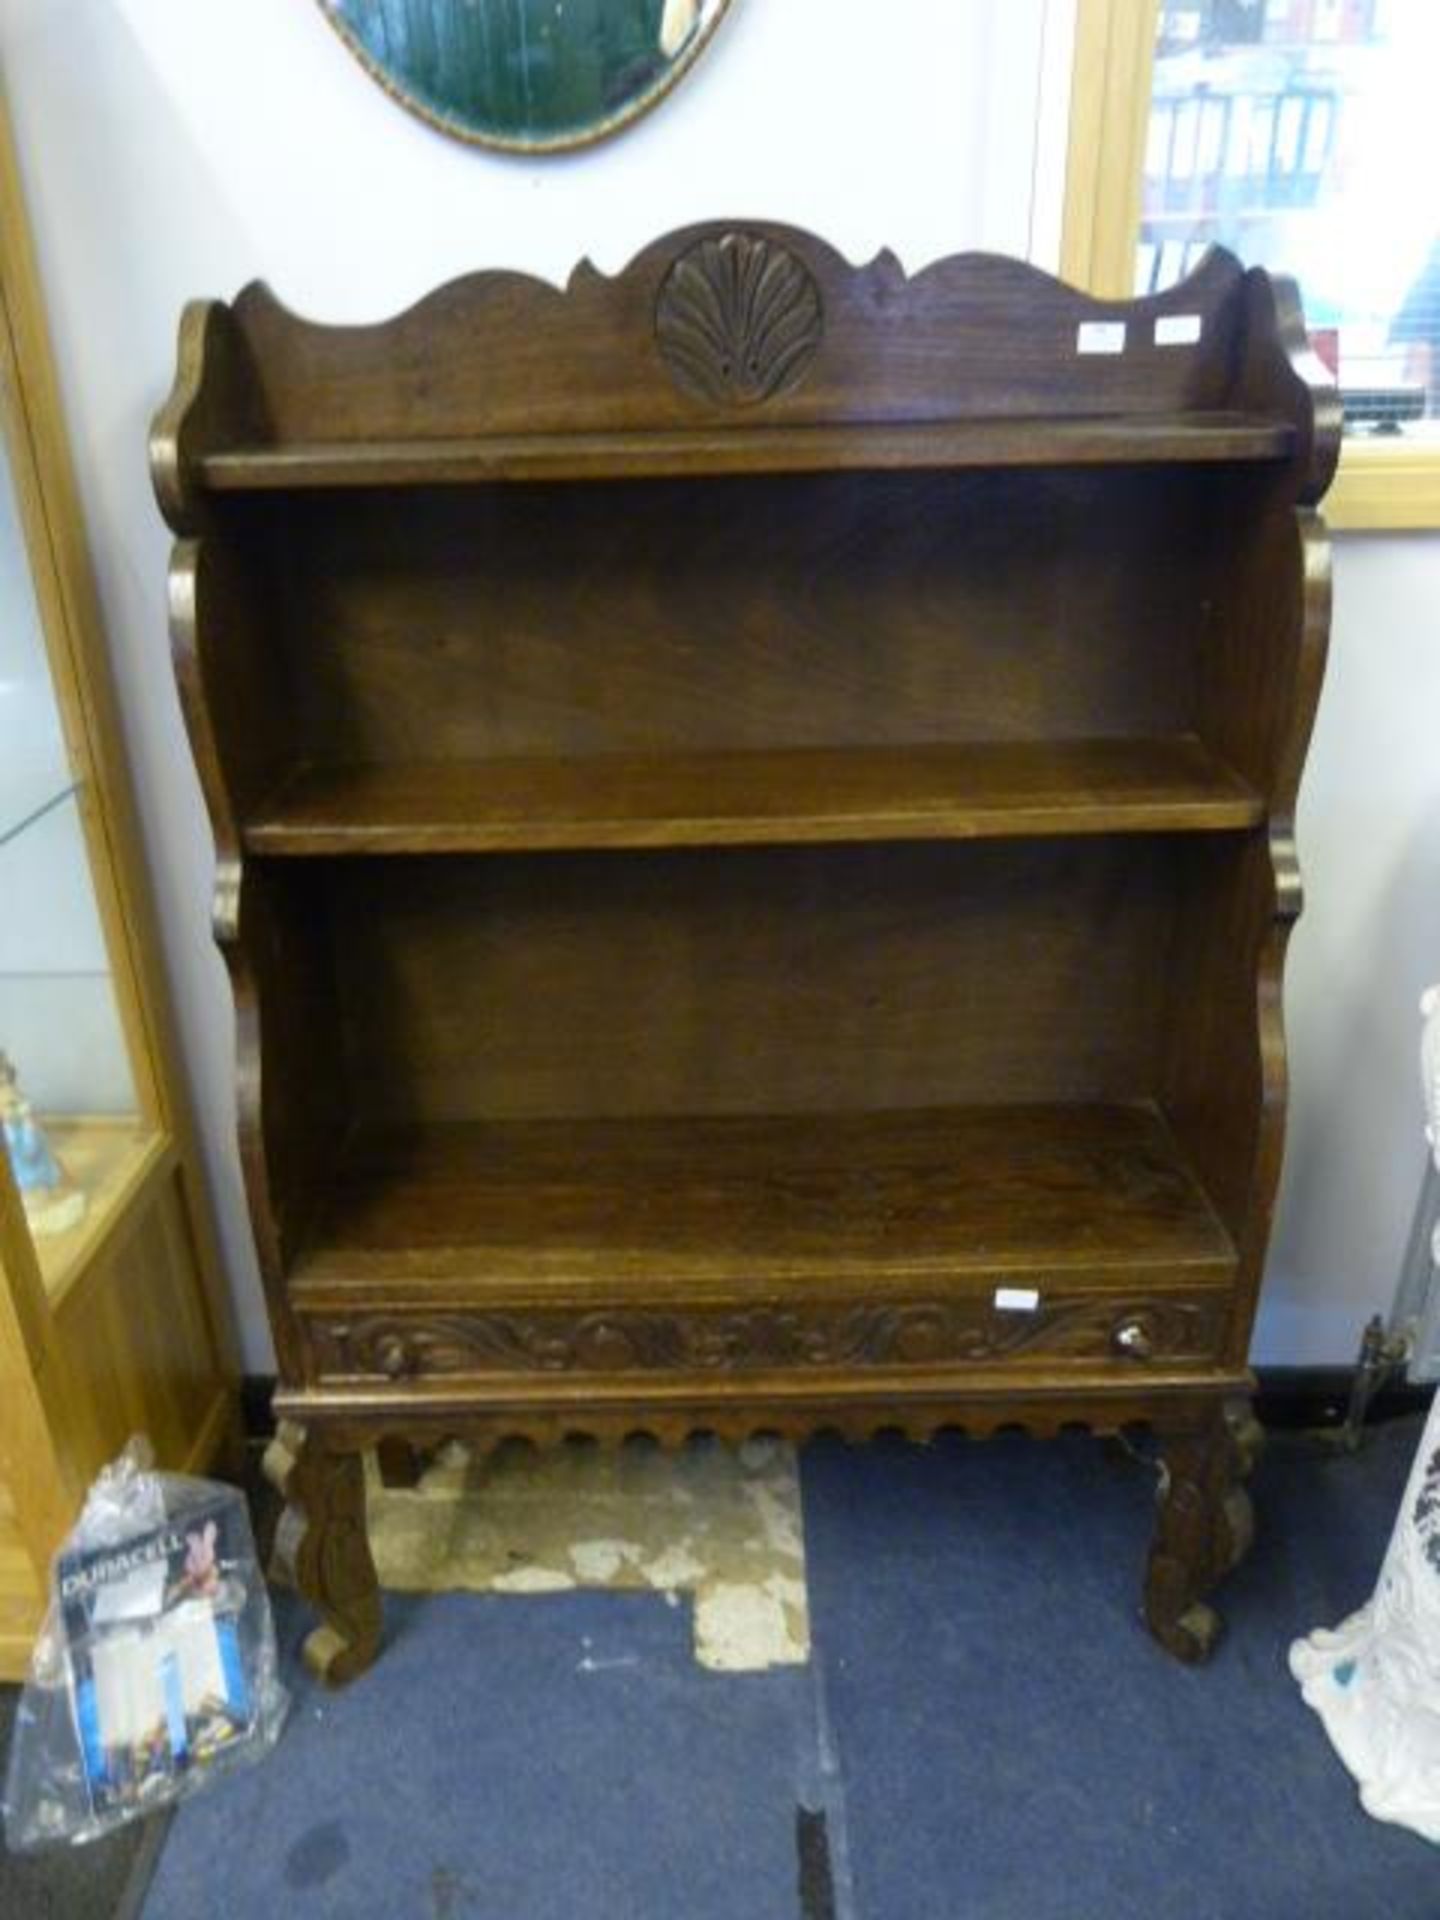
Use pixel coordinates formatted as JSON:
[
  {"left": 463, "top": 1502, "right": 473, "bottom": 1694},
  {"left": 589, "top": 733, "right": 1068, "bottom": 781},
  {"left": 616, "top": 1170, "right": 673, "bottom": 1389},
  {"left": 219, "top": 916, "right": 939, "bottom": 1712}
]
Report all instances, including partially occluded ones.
[
  {"left": 1077, "top": 321, "right": 1126, "bottom": 355},
  {"left": 994, "top": 1287, "right": 1040, "bottom": 1312},
  {"left": 1155, "top": 313, "right": 1203, "bottom": 346}
]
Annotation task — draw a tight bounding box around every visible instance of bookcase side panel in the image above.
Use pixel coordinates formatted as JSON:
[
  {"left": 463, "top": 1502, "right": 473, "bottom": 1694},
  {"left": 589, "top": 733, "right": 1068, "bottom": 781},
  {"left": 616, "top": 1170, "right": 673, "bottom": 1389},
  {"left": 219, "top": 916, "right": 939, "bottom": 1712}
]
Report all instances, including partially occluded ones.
[{"left": 1162, "top": 508, "right": 1330, "bottom": 1361}]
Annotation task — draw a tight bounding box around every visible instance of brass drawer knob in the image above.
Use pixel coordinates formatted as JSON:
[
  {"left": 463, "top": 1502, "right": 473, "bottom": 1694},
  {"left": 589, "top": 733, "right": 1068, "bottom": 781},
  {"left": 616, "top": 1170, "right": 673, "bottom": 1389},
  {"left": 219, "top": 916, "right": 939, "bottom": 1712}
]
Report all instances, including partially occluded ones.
[
  {"left": 376, "top": 1334, "right": 415, "bottom": 1379},
  {"left": 1112, "top": 1317, "right": 1153, "bottom": 1361}
]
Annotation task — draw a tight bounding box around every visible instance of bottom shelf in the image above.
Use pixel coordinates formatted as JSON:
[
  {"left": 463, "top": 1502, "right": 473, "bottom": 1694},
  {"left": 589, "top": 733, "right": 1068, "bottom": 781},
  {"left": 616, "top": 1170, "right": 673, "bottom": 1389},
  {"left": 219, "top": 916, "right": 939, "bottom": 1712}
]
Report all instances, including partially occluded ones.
[{"left": 291, "top": 1103, "right": 1236, "bottom": 1302}]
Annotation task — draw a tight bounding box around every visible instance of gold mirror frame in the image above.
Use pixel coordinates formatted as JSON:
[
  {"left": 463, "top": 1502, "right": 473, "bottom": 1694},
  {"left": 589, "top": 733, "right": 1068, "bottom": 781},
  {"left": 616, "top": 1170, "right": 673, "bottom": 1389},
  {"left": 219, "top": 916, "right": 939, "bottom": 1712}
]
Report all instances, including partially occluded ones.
[{"left": 317, "top": 0, "right": 736, "bottom": 155}]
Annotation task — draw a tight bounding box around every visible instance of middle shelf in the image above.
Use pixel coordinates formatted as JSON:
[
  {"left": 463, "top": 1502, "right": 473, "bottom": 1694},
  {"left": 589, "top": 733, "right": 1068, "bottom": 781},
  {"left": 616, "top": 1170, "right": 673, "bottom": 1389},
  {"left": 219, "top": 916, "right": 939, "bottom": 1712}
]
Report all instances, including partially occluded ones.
[{"left": 243, "top": 736, "right": 1263, "bottom": 856}]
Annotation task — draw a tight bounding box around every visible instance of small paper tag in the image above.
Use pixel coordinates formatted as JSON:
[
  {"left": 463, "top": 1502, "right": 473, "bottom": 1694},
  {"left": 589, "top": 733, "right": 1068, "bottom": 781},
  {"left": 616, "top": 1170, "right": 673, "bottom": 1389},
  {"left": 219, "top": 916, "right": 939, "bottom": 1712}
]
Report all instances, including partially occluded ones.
[
  {"left": 1077, "top": 320, "right": 1126, "bottom": 355},
  {"left": 1155, "top": 312, "right": 1203, "bottom": 346},
  {"left": 994, "top": 1286, "right": 1040, "bottom": 1312}
]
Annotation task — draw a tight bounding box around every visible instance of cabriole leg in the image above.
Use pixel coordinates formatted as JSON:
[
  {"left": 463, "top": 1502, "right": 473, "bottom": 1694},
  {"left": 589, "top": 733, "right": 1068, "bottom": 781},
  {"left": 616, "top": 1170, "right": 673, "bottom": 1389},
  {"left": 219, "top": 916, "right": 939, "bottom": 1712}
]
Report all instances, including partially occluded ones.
[
  {"left": 1145, "top": 1396, "right": 1260, "bottom": 1663},
  {"left": 263, "top": 1419, "right": 383, "bottom": 1685}
]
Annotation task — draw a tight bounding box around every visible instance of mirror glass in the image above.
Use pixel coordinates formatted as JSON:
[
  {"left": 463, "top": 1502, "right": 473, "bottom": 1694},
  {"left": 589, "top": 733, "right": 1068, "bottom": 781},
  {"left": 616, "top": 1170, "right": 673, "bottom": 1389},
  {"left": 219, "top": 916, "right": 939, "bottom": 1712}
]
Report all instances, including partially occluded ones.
[{"left": 320, "top": 0, "right": 734, "bottom": 152}]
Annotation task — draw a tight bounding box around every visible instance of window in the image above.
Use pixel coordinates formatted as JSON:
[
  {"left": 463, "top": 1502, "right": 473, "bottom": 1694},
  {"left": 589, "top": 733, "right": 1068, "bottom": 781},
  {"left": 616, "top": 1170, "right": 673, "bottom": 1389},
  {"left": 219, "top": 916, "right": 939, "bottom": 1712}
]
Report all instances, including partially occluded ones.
[{"left": 1063, "top": 0, "right": 1440, "bottom": 527}]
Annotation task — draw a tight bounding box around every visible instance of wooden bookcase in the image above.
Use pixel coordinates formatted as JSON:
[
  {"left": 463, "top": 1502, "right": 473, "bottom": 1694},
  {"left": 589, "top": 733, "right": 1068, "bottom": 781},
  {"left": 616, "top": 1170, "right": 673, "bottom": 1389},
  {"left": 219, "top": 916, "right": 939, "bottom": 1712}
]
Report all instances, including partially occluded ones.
[{"left": 153, "top": 226, "right": 1337, "bottom": 1682}]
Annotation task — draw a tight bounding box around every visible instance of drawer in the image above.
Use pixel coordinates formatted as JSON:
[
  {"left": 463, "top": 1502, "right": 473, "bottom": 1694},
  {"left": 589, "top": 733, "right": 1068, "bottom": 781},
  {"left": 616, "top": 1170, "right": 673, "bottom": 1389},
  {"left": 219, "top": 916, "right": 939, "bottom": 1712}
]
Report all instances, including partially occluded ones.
[{"left": 299, "top": 1290, "right": 1231, "bottom": 1387}]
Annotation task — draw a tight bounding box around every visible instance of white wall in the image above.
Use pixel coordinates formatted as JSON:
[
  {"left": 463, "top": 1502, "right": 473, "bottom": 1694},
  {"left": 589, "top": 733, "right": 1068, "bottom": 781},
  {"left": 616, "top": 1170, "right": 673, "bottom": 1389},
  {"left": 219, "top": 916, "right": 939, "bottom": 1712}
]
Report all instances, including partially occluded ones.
[
  {"left": 0, "top": 0, "right": 1051, "bottom": 1367},
  {"left": 1255, "top": 534, "right": 1440, "bottom": 1366}
]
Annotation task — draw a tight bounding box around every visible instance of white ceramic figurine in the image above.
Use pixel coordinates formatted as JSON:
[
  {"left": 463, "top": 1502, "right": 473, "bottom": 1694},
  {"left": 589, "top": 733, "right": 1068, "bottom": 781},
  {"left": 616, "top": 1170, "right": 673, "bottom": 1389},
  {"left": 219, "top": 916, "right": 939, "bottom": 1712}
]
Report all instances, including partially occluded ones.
[
  {"left": 0, "top": 1049, "right": 86, "bottom": 1237},
  {"left": 1289, "top": 985, "right": 1440, "bottom": 1843}
]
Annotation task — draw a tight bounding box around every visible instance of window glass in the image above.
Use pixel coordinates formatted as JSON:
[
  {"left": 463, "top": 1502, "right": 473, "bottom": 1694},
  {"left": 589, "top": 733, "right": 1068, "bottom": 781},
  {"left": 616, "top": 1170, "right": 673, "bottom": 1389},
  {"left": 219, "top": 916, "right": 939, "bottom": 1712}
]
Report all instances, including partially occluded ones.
[{"left": 1141, "top": 1, "right": 1437, "bottom": 436}]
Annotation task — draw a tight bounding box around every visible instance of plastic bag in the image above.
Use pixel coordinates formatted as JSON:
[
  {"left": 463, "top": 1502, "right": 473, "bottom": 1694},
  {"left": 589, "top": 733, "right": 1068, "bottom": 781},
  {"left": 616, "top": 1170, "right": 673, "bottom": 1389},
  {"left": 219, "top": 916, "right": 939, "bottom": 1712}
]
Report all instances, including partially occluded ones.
[{"left": 2, "top": 1438, "right": 288, "bottom": 1850}]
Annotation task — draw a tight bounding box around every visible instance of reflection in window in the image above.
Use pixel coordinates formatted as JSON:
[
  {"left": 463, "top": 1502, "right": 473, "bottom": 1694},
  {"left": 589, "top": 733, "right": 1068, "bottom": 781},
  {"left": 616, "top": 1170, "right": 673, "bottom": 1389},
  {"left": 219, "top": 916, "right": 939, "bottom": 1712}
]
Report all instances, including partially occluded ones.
[{"left": 1141, "top": 1, "right": 1437, "bottom": 436}]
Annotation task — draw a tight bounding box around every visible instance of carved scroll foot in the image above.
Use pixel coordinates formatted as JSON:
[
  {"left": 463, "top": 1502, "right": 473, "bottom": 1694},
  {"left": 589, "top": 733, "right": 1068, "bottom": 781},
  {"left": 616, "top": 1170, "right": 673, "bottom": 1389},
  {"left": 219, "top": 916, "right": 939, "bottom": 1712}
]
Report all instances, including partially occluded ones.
[
  {"left": 262, "top": 1419, "right": 382, "bottom": 1686},
  {"left": 1145, "top": 1397, "right": 1259, "bottom": 1664}
]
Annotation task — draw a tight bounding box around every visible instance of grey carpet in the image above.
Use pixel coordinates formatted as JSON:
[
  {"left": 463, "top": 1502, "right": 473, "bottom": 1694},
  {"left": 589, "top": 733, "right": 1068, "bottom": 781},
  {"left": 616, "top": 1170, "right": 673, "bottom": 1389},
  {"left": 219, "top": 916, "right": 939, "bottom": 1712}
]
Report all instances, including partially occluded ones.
[{"left": 6, "top": 1412, "right": 1434, "bottom": 1918}]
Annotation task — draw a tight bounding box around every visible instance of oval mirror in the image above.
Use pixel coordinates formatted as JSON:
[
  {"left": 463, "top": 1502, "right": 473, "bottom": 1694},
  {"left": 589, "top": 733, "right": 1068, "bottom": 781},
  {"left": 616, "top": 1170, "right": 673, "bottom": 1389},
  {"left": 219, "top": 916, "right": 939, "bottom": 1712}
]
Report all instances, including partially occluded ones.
[{"left": 319, "top": 0, "right": 735, "bottom": 153}]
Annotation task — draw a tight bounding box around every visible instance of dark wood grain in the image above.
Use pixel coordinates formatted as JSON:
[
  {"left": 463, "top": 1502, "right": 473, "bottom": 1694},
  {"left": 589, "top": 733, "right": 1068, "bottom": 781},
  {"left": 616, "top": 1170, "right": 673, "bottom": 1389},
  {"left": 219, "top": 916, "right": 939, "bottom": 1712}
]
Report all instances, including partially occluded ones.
[
  {"left": 197, "top": 412, "right": 1294, "bottom": 490},
  {"left": 288, "top": 1103, "right": 1235, "bottom": 1300},
  {"left": 299, "top": 1290, "right": 1233, "bottom": 1389},
  {"left": 1163, "top": 506, "right": 1331, "bottom": 1368},
  {"left": 223, "top": 866, "right": 349, "bottom": 1379},
  {"left": 264, "top": 1420, "right": 381, "bottom": 1685},
  {"left": 321, "top": 839, "right": 1182, "bottom": 1123},
  {"left": 151, "top": 237, "right": 1309, "bottom": 518},
  {"left": 245, "top": 737, "right": 1262, "bottom": 854},
  {"left": 1146, "top": 1399, "right": 1260, "bottom": 1662},
  {"left": 152, "top": 224, "right": 1337, "bottom": 1675},
  {"left": 242, "top": 467, "right": 1218, "bottom": 766},
  {"left": 270, "top": 1377, "right": 1256, "bottom": 1453}
]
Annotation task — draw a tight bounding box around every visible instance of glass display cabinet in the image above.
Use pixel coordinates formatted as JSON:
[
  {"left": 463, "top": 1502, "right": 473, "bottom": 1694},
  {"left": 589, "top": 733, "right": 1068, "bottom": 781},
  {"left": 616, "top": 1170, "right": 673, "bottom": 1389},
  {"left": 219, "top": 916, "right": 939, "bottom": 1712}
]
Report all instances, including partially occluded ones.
[
  {"left": 0, "top": 88, "right": 235, "bottom": 1677},
  {"left": 1, "top": 441, "right": 148, "bottom": 1291}
]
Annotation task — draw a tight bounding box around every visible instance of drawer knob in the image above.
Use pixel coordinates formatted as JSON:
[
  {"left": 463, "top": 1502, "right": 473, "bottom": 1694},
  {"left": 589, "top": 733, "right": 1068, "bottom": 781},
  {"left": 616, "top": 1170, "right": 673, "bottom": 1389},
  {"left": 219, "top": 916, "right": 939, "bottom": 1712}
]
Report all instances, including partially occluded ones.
[
  {"left": 1112, "top": 1317, "right": 1153, "bottom": 1361},
  {"left": 376, "top": 1334, "right": 415, "bottom": 1379}
]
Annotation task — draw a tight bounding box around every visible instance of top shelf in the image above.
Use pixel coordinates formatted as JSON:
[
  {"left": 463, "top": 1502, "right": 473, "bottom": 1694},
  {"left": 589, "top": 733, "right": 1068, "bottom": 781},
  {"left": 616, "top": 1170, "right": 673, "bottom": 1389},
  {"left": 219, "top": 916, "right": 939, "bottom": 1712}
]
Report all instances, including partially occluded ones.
[
  {"left": 244, "top": 737, "right": 1264, "bottom": 857},
  {"left": 196, "top": 412, "right": 1296, "bottom": 491}
]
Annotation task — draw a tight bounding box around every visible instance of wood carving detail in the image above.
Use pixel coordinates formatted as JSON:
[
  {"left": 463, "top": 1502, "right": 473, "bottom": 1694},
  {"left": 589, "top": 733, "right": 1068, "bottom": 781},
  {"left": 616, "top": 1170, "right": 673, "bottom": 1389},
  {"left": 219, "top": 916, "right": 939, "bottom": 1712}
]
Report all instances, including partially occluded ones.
[
  {"left": 1144, "top": 1398, "right": 1263, "bottom": 1663},
  {"left": 262, "top": 1419, "right": 382, "bottom": 1685},
  {"left": 655, "top": 232, "right": 823, "bottom": 405},
  {"left": 311, "top": 1297, "right": 1223, "bottom": 1381}
]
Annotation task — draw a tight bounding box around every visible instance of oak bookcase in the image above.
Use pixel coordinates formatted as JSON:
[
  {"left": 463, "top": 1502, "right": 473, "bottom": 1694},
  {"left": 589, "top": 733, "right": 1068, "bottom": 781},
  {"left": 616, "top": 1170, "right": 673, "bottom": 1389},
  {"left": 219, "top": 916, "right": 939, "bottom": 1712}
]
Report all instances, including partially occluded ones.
[{"left": 153, "top": 225, "right": 1337, "bottom": 1682}]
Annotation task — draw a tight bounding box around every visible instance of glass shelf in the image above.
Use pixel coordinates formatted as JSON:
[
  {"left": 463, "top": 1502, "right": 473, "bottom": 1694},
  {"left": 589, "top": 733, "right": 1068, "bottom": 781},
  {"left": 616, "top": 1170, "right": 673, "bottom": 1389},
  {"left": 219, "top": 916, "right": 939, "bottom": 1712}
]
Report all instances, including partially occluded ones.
[
  {"left": 0, "top": 430, "right": 72, "bottom": 845},
  {"left": 0, "top": 777, "right": 79, "bottom": 851},
  {"left": 0, "top": 417, "right": 147, "bottom": 1298}
]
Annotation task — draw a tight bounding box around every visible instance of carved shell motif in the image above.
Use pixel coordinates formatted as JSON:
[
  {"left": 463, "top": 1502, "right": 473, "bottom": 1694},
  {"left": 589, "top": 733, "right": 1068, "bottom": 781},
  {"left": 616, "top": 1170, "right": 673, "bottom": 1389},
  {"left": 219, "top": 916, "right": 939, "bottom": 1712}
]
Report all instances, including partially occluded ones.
[{"left": 656, "top": 232, "right": 823, "bottom": 406}]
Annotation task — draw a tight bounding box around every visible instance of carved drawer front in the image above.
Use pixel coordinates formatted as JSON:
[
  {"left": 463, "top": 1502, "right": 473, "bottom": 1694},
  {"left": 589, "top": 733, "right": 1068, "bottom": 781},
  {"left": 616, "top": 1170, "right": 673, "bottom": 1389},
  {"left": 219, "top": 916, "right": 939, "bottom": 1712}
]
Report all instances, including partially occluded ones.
[{"left": 301, "top": 1292, "right": 1230, "bottom": 1387}]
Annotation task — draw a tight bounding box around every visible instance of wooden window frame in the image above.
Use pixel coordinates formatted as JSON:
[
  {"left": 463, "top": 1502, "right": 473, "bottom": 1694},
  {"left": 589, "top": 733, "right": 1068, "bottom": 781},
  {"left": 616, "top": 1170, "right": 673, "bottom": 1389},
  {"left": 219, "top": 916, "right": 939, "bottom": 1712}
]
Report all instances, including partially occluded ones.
[{"left": 1060, "top": 0, "right": 1440, "bottom": 531}]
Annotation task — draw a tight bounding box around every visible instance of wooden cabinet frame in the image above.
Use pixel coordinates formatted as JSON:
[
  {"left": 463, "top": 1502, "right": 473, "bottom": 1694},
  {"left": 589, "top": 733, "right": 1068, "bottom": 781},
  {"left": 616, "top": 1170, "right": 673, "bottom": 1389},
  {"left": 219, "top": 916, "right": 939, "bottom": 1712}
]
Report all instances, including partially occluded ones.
[{"left": 0, "top": 84, "right": 236, "bottom": 1676}]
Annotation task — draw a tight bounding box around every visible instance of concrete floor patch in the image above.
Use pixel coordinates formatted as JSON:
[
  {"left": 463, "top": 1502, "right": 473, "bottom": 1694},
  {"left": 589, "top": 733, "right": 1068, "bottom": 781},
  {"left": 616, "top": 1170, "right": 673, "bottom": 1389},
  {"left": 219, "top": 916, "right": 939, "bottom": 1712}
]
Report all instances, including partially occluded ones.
[{"left": 365, "top": 1434, "right": 811, "bottom": 1672}]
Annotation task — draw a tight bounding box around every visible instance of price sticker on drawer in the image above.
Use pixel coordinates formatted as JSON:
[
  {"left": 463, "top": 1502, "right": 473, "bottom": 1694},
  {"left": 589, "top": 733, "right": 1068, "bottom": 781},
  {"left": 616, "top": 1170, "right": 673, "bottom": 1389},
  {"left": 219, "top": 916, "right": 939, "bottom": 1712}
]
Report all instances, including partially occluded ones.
[{"left": 994, "top": 1286, "right": 1040, "bottom": 1312}]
